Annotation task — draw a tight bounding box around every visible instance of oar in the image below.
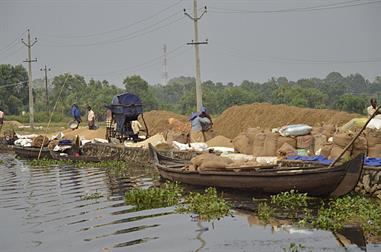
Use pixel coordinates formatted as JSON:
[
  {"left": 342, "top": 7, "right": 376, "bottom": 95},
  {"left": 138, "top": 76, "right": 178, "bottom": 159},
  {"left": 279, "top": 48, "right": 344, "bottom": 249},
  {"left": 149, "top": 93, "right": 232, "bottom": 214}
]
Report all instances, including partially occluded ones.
[{"left": 328, "top": 104, "right": 381, "bottom": 168}]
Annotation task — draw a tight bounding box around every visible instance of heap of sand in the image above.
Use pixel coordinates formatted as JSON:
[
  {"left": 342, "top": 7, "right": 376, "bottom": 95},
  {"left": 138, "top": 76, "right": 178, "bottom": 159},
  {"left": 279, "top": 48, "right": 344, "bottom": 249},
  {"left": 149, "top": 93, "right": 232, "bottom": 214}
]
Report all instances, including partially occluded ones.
[
  {"left": 213, "top": 103, "right": 361, "bottom": 139},
  {"left": 139, "top": 110, "right": 189, "bottom": 136}
]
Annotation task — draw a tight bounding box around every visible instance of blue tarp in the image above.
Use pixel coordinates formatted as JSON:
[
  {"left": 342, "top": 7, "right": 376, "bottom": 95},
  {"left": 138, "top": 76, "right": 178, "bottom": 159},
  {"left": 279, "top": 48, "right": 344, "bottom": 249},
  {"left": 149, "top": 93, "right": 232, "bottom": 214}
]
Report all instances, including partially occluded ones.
[
  {"left": 108, "top": 93, "right": 143, "bottom": 118},
  {"left": 287, "top": 155, "right": 332, "bottom": 165},
  {"left": 287, "top": 155, "right": 381, "bottom": 167}
]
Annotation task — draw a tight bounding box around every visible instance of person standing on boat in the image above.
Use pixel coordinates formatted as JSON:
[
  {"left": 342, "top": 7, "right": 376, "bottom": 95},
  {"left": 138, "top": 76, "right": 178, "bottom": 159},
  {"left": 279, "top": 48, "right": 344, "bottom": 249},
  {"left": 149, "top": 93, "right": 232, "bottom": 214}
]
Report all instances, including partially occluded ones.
[
  {"left": 0, "top": 110, "right": 4, "bottom": 133},
  {"left": 367, "top": 98, "right": 381, "bottom": 119},
  {"left": 71, "top": 104, "right": 81, "bottom": 129},
  {"left": 87, "top": 106, "right": 95, "bottom": 130}
]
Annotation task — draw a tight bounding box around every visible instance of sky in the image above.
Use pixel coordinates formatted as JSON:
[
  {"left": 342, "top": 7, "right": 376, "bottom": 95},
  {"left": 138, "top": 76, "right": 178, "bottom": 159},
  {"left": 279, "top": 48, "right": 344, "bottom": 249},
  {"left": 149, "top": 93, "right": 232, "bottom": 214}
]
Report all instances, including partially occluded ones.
[{"left": 0, "top": 0, "right": 380, "bottom": 87}]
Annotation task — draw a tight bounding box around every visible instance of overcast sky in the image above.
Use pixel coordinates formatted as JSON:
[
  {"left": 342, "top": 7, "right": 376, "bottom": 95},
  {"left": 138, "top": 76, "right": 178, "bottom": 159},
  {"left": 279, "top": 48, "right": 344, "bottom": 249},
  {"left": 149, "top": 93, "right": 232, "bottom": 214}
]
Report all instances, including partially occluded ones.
[{"left": 0, "top": 0, "right": 380, "bottom": 87}]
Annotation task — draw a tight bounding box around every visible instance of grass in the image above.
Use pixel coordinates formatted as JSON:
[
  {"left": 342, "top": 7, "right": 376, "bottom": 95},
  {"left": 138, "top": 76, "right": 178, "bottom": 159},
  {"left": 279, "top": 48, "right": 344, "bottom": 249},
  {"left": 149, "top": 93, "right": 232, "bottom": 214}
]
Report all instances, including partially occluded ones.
[
  {"left": 177, "top": 187, "right": 232, "bottom": 221},
  {"left": 80, "top": 192, "right": 103, "bottom": 200},
  {"left": 125, "top": 182, "right": 183, "bottom": 211},
  {"left": 255, "top": 190, "right": 381, "bottom": 239}
]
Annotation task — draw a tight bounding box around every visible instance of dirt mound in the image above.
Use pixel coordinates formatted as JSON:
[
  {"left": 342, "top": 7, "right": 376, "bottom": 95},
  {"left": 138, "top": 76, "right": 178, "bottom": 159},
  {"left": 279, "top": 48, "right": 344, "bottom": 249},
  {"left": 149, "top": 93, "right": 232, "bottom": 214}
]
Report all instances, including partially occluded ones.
[
  {"left": 140, "top": 110, "right": 189, "bottom": 136},
  {"left": 206, "top": 135, "right": 233, "bottom": 148},
  {"left": 54, "top": 127, "right": 106, "bottom": 140},
  {"left": 4, "top": 120, "right": 23, "bottom": 127},
  {"left": 214, "top": 103, "right": 360, "bottom": 138}
]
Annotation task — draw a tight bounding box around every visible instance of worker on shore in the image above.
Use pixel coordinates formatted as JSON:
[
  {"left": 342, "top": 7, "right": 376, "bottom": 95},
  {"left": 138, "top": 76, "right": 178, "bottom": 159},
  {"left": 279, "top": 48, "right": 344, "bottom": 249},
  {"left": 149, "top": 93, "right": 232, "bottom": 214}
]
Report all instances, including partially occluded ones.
[
  {"left": 105, "top": 108, "right": 115, "bottom": 142},
  {"left": 131, "top": 120, "right": 142, "bottom": 142},
  {"left": 71, "top": 104, "right": 81, "bottom": 129},
  {"left": 199, "top": 106, "right": 213, "bottom": 128},
  {"left": 0, "top": 110, "right": 4, "bottom": 132},
  {"left": 87, "top": 106, "right": 95, "bottom": 130},
  {"left": 189, "top": 111, "right": 212, "bottom": 142},
  {"left": 367, "top": 98, "right": 381, "bottom": 119}
]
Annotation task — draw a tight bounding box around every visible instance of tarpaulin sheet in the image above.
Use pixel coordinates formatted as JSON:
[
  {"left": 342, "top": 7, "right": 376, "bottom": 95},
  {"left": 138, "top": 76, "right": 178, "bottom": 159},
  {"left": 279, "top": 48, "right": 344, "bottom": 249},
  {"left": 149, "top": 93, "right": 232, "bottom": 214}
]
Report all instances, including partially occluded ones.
[{"left": 287, "top": 155, "right": 381, "bottom": 167}]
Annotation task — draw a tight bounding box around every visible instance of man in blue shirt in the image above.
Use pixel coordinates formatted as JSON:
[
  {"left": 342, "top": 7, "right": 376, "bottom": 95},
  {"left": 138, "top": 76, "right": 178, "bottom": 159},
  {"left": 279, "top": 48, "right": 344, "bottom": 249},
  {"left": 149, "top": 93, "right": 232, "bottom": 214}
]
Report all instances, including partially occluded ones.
[{"left": 71, "top": 104, "right": 81, "bottom": 129}]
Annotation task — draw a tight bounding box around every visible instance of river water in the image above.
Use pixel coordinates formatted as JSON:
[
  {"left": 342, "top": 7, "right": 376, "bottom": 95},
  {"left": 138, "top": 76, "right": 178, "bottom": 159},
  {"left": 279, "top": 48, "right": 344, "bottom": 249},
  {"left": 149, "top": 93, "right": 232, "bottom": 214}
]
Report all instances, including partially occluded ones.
[{"left": 0, "top": 153, "right": 379, "bottom": 252}]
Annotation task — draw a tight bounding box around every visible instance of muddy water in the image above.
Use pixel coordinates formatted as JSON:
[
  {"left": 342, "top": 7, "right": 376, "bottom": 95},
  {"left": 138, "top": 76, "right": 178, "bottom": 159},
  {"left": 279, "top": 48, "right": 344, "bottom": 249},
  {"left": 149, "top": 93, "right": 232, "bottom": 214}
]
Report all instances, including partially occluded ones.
[{"left": 0, "top": 153, "right": 379, "bottom": 252}]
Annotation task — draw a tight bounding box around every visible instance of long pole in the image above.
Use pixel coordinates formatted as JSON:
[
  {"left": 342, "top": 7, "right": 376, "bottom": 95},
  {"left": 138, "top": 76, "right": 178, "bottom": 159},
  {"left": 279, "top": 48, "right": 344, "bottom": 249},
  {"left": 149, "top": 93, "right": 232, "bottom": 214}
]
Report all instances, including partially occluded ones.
[
  {"left": 328, "top": 105, "right": 381, "bottom": 168},
  {"left": 193, "top": 0, "right": 202, "bottom": 110},
  {"left": 22, "top": 29, "right": 37, "bottom": 129},
  {"left": 184, "top": 1, "right": 207, "bottom": 111},
  {"left": 40, "top": 65, "right": 51, "bottom": 116}
]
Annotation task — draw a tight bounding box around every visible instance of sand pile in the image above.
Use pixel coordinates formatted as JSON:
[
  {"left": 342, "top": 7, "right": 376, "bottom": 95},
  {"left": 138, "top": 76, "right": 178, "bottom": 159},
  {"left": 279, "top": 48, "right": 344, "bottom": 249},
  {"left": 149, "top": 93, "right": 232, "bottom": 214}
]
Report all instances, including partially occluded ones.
[
  {"left": 53, "top": 127, "right": 106, "bottom": 140},
  {"left": 206, "top": 135, "right": 233, "bottom": 148},
  {"left": 4, "top": 120, "right": 23, "bottom": 127},
  {"left": 140, "top": 110, "right": 189, "bottom": 136},
  {"left": 214, "top": 103, "right": 360, "bottom": 138}
]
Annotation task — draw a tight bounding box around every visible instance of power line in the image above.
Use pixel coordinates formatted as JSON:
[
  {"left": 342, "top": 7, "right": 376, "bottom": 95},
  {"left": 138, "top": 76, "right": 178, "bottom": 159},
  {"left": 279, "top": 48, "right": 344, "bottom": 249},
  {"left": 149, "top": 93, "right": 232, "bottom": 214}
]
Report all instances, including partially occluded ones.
[
  {"left": 40, "top": 13, "right": 185, "bottom": 47},
  {"left": 0, "top": 81, "right": 28, "bottom": 89},
  {"left": 40, "top": 0, "right": 185, "bottom": 39},
  {"left": 0, "top": 45, "right": 25, "bottom": 61},
  {"left": 0, "top": 30, "right": 27, "bottom": 54},
  {"left": 84, "top": 43, "right": 187, "bottom": 76},
  {"left": 209, "top": 0, "right": 381, "bottom": 14},
  {"left": 211, "top": 43, "right": 381, "bottom": 64}
]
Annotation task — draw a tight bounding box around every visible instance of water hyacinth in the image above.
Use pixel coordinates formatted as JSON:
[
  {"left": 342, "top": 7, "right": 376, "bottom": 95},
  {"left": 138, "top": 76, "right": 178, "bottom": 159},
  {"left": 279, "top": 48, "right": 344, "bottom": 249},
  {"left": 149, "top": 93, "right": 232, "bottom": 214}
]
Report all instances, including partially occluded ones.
[
  {"left": 177, "top": 187, "right": 232, "bottom": 221},
  {"left": 124, "top": 182, "right": 183, "bottom": 211}
]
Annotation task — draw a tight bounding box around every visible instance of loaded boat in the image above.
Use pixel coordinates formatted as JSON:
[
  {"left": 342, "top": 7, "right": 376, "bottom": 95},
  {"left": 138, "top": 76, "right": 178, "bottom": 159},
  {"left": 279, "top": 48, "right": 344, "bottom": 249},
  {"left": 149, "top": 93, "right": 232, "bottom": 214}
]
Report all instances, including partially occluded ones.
[{"left": 148, "top": 144, "right": 364, "bottom": 197}]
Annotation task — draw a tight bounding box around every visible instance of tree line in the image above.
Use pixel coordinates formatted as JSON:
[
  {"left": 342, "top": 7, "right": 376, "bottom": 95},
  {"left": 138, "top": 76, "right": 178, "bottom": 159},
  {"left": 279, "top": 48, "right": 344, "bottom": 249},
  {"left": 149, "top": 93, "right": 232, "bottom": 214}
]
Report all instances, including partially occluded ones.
[{"left": 1, "top": 64, "right": 380, "bottom": 122}]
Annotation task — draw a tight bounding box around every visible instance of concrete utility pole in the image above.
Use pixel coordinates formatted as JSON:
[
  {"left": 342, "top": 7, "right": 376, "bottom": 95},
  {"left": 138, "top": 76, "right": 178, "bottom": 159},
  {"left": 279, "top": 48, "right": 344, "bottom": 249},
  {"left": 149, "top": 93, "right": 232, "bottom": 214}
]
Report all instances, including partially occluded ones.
[
  {"left": 22, "top": 29, "right": 37, "bottom": 129},
  {"left": 184, "top": 0, "right": 208, "bottom": 111},
  {"left": 40, "top": 65, "right": 51, "bottom": 116},
  {"left": 162, "top": 44, "right": 168, "bottom": 85}
]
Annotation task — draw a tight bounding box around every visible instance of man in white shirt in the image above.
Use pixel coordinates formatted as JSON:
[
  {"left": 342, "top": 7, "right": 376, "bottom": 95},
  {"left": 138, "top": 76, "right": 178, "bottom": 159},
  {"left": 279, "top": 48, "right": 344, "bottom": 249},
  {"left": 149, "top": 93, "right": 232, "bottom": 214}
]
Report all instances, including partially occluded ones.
[
  {"left": 0, "top": 110, "right": 4, "bottom": 132},
  {"left": 131, "top": 120, "right": 142, "bottom": 142},
  {"left": 367, "top": 98, "right": 381, "bottom": 119},
  {"left": 87, "top": 106, "right": 95, "bottom": 130}
]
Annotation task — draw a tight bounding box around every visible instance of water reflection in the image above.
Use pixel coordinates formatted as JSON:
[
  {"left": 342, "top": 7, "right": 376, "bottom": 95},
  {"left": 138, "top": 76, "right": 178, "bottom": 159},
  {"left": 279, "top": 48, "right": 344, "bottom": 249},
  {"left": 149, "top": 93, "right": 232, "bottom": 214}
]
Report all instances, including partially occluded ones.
[{"left": 0, "top": 153, "right": 379, "bottom": 252}]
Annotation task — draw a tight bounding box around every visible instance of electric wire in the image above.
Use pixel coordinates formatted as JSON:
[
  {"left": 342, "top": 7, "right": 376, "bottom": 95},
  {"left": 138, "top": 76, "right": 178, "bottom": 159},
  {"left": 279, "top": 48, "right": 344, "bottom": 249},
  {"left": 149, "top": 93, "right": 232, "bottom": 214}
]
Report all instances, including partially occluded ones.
[
  {"left": 84, "top": 43, "right": 186, "bottom": 76},
  {"left": 40, "top": 0, "right": 185, "bottom": 39},
  {"left": 209, "top": 0, "right": 381, "bottom": 14},
  {"left": 40, "top": 13, "right": 185, "bottom": 47}
]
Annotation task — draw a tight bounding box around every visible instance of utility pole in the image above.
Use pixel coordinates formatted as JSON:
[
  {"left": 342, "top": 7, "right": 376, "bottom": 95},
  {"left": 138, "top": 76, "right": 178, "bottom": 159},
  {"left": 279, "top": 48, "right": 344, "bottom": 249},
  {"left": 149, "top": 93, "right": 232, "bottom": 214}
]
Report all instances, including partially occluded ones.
[
  {"left": 162, "top": 44, "right": 168, "bottom": 85},
  {"left": 22, "top": 29, "right": 37, "bottom": 129},
  {"left": 184, "top": 0, "right": 207, "bottom": 111},
  {"left": 40, "top": 65, "right": 51, "bottom": 116}
]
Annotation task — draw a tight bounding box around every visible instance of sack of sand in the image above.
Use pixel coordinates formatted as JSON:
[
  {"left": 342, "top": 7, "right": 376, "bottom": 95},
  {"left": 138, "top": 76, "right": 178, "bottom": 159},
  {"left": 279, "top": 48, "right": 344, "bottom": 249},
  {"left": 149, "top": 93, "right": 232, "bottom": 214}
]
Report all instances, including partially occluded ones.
[
  {"left": 277, "top": 143, "right": 297, "bottom": 157},
  {"left": 32, "top": 135, "right": 49, "bottom": 148},
  {"left": 233, "top": 133, "right": 252, "bottom": 155},
  {"left": 252, "top": 132, "right": 267, "bottom": 156},
  {"left": 365, "top": 130, "right": 381, "bottom": 157},
  {"left": 296, "top": 134, "right": 314, "bottom": 151}
]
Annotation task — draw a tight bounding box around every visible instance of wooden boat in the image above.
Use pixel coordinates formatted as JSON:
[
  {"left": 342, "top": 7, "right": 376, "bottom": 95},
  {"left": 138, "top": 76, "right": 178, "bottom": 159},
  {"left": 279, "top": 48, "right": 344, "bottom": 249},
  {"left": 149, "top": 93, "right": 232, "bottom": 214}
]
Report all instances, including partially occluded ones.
[
  {"left": 148, "top": 144, "right": 364, "bottom": 197},
  {"left": 14, "top": 146, "right": 52, "bottom": 159},
  {"left": 49, "top": 149, "right": 117, "bottom": 162}
]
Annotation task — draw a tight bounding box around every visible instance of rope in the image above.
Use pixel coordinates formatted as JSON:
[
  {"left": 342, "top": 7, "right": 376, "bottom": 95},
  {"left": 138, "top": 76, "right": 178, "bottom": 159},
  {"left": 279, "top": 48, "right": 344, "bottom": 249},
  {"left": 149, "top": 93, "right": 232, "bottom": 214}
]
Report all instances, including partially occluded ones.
[{"left": 38, "top": 74, "right": 71, "bottom": 159}]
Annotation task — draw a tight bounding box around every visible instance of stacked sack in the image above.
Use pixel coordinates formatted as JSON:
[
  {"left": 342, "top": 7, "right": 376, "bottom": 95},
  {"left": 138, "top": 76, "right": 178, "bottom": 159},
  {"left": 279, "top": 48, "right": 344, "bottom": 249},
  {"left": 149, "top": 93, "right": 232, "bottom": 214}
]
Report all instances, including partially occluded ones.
[
  {"left": 365, "top": 129, "right": 381, "bottom": 158},
  {"left": 328, "top": 132, "right": 367, "bottom": 160},
  {"left": 233, "top": 127, "right": 262, "bottom": 155},
  {"left": 187, "top": 153, "right": 233, "bottom": 171},
  {"left": 31, "top": 135, "right": 49, "bottom": 148}
]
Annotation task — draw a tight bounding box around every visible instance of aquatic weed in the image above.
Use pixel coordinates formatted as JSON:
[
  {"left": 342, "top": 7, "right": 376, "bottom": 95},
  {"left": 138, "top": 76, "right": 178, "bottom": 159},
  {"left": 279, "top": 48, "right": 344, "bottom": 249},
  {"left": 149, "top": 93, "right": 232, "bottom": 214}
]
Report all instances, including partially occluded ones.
[
  {"left": 257, "top": 202, "right": 274, "bottom": 223},
  {"left": 271, "top": 190, "right": 308, "bottom": 210},
  {"left": 125, "top": 182, "right": 183, "bottom": 210},
  {"left": 282, "top": 243, "right": 307, "bottom": 252},
  {"left": 27, "top": 158, "right": 73, "bottom": 167},
  {"left": 80, "top": 192, "right": 103, "bottom": 200},
  {"left": 177, "top": 187, "right": 232, "bottom": 221},
  {"left": 0, "top": 160, "right": 4, "bottom": 165}
]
